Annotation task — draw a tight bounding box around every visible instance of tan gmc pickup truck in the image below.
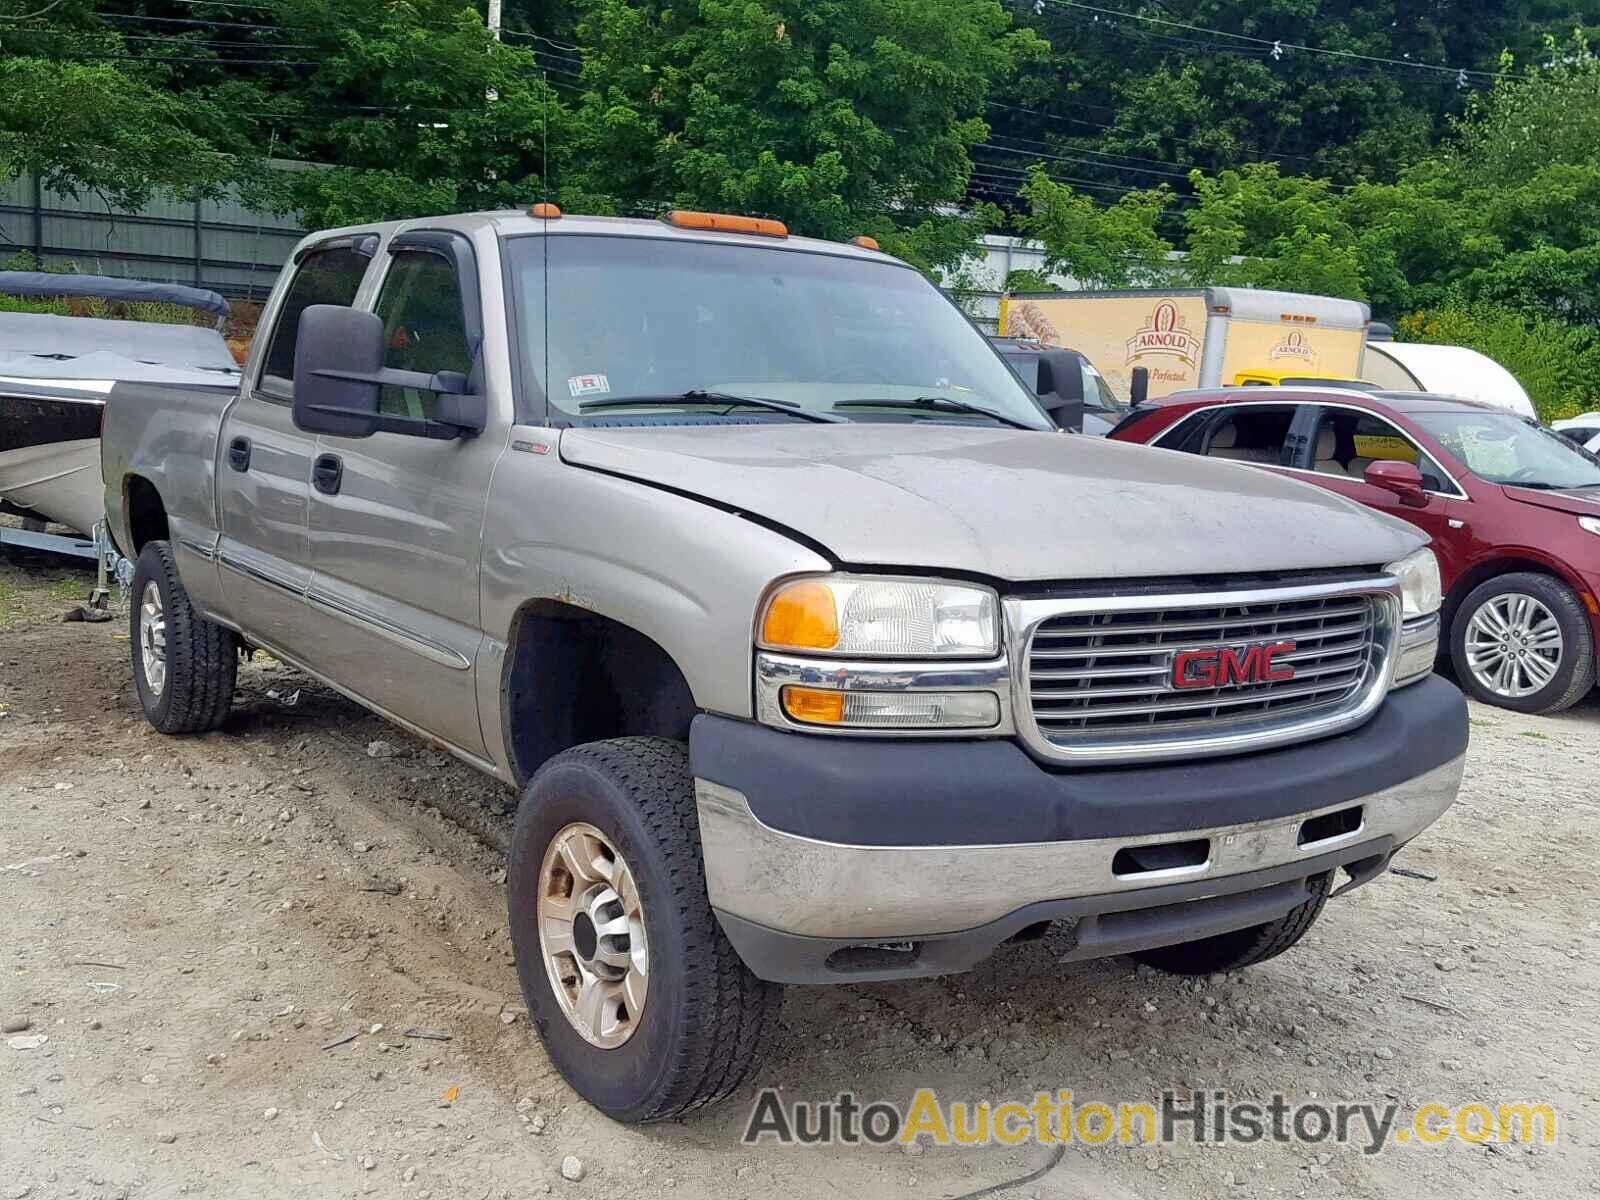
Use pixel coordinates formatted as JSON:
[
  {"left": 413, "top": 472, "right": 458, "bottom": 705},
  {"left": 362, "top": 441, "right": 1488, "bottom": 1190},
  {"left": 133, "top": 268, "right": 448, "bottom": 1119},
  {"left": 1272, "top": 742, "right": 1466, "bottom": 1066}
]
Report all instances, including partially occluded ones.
[{"left": 100, "top": 207, "right": 1467, "bottom": 1121}]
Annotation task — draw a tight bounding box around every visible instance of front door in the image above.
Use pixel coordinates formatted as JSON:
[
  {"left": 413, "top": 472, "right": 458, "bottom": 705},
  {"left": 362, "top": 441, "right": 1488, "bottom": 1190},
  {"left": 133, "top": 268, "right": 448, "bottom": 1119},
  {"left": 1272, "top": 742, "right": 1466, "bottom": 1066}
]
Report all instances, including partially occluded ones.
[
  {"left": 301, "top": 234, "right": 502, "bottom": 758},
  {"left": 1302, "top": 405, "right": 1457, "bottom": 568},
  {"left": 216, "top": 239, "right": 375, "bottom": 656}
]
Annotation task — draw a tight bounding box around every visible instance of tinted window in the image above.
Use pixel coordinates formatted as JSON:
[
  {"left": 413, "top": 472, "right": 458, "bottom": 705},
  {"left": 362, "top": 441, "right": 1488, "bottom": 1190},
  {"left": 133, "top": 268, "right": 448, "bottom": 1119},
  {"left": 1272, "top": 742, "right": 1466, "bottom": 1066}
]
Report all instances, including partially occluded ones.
[
  {"left": 373, "top": 250, "right": 473, "bottom": 418},
  {"left": 260, "top": 244, "right": 371, "bottom": 396},
  {"left": 1159, "top": 405, "right": 1298, "bottom": 467},
  {"left": 1312, "top": 409, "right": 1453, "bottom": 492}
]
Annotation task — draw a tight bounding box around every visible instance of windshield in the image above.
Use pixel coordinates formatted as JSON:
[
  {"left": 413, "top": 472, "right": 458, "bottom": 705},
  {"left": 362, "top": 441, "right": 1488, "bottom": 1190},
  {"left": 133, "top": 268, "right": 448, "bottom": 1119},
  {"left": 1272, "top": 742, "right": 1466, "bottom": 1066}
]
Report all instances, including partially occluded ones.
[
  {"left": 1082, "top": 362, "right": 1126, "bottom": 414},
  {"left": 505, "top": 234, "right": 1051, "bottom": 429},
  {"left": 1413, "top": 410, "right": 1600, "bottom": 489}
]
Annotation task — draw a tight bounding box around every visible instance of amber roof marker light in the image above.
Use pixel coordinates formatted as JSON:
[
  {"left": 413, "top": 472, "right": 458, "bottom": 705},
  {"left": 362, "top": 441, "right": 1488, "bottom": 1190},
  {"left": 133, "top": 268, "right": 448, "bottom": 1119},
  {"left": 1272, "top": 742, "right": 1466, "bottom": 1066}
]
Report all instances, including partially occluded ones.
[
  {"left": 529, "top": 202, "right": 563, "bottom": 219},
  {"left": 663, "top": 210, "right": 788, "bottom": 238},
  {"left": 850, "top": 236, "right": 881, "bottom": 251}
]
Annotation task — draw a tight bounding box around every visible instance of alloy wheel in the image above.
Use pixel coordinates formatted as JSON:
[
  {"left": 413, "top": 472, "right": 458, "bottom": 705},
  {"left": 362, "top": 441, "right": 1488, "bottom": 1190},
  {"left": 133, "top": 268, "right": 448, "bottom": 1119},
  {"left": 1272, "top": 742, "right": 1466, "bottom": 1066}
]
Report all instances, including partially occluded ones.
[
  {"left": 139, "top": 581, "right": 168, "bottom": 697},
  {"left": 1464, "top": 592, "right": 1563, "bottom": 699},
  {"left": 537, "top": 822, "right": 648, "bottom": 1048}
]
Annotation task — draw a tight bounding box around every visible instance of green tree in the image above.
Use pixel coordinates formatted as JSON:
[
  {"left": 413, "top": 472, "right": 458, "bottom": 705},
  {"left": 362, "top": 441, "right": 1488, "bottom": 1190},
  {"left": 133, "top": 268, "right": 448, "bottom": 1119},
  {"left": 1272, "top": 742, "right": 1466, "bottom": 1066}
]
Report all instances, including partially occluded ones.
[
  {"left": 561, "top": 0, "right": 1046, "bottom": 269},
  {"left": 1014, "top": 165, "right": 1174, "bottom": 287},
  {"left": 0, "top": 57, "right": 251, "bottom": 210}
]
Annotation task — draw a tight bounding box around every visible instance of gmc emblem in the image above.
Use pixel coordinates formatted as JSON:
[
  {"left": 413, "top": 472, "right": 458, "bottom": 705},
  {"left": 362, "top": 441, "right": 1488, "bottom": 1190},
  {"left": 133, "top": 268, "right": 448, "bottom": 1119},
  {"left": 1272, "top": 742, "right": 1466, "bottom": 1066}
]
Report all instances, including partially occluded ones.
[{"left": 1171, "top": 641, "right": 1297, "bottom": 690}]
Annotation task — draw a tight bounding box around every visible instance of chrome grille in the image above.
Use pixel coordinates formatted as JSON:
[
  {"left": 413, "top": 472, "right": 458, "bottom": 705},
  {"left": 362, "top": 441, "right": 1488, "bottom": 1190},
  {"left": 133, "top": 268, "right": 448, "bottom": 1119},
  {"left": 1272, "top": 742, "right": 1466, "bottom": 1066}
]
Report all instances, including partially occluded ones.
[{"left": 1016, "top": 583, "right": 1397, "bottom": 763}]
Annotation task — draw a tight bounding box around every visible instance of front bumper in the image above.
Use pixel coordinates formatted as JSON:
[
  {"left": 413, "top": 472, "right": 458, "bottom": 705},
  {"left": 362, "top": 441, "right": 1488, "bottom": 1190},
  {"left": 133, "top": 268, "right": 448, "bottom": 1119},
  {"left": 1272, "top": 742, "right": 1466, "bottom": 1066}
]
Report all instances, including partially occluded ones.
[{"left": 692, "top": 675, "right": 1467, "bottom": 983}]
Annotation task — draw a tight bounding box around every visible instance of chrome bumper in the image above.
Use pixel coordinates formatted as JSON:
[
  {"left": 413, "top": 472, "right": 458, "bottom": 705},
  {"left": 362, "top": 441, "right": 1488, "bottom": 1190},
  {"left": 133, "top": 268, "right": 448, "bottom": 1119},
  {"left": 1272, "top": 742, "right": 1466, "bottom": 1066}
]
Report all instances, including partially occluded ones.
[{"left": 696, "top": 753, "right": 1463, "bottom": 941}]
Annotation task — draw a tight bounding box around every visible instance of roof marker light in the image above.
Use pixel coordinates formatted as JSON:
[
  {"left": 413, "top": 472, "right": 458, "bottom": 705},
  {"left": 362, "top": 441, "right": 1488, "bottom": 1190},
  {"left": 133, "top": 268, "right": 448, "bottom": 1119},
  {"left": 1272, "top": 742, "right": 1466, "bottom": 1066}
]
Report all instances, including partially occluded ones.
[{"left": 664, "top": 210, "right": 788, "bottom": 238}]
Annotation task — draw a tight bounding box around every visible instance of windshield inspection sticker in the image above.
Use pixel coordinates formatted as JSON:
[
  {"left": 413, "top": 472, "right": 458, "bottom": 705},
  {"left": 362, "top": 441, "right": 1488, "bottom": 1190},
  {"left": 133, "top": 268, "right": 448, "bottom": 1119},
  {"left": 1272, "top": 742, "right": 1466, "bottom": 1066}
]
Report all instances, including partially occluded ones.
[{"left": 568, "top": 373, "right": 611, "bottom": 398}]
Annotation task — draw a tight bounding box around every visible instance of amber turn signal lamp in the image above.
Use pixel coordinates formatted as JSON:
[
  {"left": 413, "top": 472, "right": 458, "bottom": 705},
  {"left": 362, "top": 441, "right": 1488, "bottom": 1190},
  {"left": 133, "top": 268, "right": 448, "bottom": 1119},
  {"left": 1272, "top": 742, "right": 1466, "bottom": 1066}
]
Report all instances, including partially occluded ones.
[
  {"left": 781, "top": 686, "right": 846, "bottom": 725},
  {"left": 529, "top": 202, "right": 563, "bottom": 219},
  {"left": 760, "top": 579, "right": 839, "bottom": 650},
  {"left": 665, "top": 209, "right": 788, "bottom": 238}
]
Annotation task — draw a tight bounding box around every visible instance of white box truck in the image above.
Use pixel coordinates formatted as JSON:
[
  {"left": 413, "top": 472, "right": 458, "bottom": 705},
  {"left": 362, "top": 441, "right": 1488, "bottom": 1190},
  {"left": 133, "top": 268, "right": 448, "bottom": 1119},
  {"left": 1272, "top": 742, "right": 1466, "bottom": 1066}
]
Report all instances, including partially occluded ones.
[{"left": 1000, "top": 286, "right": 1371, "bottom": 403}]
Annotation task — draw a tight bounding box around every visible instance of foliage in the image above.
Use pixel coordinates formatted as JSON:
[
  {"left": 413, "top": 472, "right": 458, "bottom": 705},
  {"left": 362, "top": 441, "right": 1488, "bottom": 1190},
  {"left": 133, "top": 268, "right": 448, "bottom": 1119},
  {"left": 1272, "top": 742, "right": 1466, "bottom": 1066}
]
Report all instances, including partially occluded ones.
[
  {"left": 0, "top": 57, "right": 248, "bottom": 209},
  {"left": 560, "top": 0, "right": 1046, "bottom": 268},
  {"left": 1398, "top": 304, "right": 1600, "bottom": 420},
  {"left": 0, "top": 294, "right": 68, "bottom": 316},
  {"left": 1015, "top": 166, "right": 1173, "bottom": 288}
]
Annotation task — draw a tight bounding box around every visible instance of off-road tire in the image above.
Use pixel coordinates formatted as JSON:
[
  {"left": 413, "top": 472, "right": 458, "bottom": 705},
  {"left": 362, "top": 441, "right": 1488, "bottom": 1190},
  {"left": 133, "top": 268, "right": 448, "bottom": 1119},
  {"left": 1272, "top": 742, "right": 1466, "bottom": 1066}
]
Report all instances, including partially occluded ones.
[
  {"left": 506, "top": 737, "right": 781, "bottom": 1122},
  {"left": 1450, "top": 572, "right": 1595, "bottom": 714},
  {"left": 130, "top": 540, "right": 238, "bottom": 734},
  {"left": 1131, "top": 872, "right": 1331, "bottom": 976}
]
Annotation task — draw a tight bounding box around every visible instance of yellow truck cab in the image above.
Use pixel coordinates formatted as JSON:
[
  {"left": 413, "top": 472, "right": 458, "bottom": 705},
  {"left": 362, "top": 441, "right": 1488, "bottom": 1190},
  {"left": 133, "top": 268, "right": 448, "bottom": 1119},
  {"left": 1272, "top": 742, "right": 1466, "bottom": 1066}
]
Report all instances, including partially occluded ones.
[{"left": 1232, "top": 370, "right": 1377, "bottom": 389}]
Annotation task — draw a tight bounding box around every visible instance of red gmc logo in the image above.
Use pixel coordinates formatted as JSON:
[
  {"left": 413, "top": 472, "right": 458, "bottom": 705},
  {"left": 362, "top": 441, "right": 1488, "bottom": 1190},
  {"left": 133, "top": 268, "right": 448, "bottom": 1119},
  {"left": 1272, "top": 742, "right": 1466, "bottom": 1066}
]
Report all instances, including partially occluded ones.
[{"left": 1172, "top": 641, "right": 1297, "bottom": 690}]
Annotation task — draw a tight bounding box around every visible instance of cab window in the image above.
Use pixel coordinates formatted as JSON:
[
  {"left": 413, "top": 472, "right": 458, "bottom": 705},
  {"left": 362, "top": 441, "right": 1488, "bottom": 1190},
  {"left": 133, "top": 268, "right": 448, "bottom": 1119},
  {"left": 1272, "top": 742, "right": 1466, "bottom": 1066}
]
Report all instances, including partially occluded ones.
[
  {"left": 1157, "top": 404, "right": 1300, "bottom": 467},
  {"left": 373, "top": 250, "right": 473, "bottom": 419},
  {"left": 1311, "top": 408, "right": 1454, "bottom": 493},
  {"left": 258, "top": 243, "right": 372, "bottom": 399}
]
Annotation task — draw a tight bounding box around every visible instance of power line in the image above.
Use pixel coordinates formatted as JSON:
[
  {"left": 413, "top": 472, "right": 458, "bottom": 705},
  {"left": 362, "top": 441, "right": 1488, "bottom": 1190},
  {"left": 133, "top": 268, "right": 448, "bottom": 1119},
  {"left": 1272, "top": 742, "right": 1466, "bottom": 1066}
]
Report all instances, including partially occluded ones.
[
  {"left": 986, "top": 100, "right": 1332, "bottom": 169},
  {"left": 1044, "top": 1, "right": 1523, "bottom": 82}
]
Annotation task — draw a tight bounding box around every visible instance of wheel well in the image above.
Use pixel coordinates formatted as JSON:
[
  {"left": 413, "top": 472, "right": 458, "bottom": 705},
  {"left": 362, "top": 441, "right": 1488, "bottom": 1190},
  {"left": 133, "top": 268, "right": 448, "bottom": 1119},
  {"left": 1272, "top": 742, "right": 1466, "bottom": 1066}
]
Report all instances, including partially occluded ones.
[
  {"left": 124, "top": 476, "right": 169, "bottom": 554},
  {"left": 501, "top": 600, "right": 699, "bottom": 785},
  {"left": 1444, "top": 558, "right": 1570, "bottom": 630}
]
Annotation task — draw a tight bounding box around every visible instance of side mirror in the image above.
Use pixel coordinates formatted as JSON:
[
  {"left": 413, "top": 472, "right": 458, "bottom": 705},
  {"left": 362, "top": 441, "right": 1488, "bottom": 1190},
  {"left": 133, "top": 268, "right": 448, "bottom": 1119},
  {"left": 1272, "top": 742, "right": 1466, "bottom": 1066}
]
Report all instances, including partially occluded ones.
[
  {"left": 292, "top": 304, "right": 486, "bottom": 440},
  {"left": 1130, "top": 367, "right": 1150, "bottom": 408},
  {"left": 1364, "top": 459, "right": 1428, "bottom": 508},
  {"left": 1035, "top": 349, "right": 1085, "bottom": 433},
  {"left": 293, "top": 305, "right": 383, "bottom": 437}
]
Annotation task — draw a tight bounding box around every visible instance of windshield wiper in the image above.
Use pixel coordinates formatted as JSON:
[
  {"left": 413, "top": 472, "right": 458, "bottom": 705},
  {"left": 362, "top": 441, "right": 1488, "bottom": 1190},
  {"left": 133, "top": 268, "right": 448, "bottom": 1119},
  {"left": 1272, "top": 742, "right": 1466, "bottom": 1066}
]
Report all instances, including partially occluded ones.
[
  {"left": 833, "top": 395, "right": 1039, "bottom": 431},
  {"left": 579, "top": 389, "right": 844, "bottom": 424}
]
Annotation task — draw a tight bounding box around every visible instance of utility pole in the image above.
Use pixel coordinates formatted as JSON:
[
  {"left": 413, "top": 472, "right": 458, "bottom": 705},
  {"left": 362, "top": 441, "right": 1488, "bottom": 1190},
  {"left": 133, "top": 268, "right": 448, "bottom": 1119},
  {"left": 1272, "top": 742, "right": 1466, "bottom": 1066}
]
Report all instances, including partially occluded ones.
[{"left": 486, "top": 0, "right": 501, "bottom": 101}]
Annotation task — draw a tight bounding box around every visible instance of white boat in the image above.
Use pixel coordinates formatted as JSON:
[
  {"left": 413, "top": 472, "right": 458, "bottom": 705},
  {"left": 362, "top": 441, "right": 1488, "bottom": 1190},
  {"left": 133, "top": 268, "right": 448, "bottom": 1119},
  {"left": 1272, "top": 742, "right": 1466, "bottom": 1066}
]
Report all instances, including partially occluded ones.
[{"left": 0, "top": 274, "right": 236, "bottom": 537}]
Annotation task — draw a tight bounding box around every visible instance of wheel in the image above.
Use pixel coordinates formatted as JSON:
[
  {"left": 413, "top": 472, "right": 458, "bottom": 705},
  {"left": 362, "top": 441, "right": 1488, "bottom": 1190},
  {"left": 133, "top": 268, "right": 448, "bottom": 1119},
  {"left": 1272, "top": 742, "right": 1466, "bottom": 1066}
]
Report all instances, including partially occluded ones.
[
  {"left": 1450, "top": 572, "right": 1595, "bottom": 714},
  {"left": 130, "top": 540, "right": 238, "bottom": 734},
  {"left": 1131, "top": 873, "right": 1331, "bottom": 976},
  {"left": 506, "top": 737, "right": 781, "bottom": 1122}
]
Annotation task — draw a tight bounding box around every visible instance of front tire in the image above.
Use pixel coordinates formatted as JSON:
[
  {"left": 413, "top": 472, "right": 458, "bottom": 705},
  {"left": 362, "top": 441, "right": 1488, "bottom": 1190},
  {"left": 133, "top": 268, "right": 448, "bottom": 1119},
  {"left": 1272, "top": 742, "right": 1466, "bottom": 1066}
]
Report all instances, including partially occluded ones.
[
  {"left": 130, "top": 540, "right": 238, "bottom": 734},
  {"left": 506, "top": 738, "right": 781, "bottom": 1122},
  {"left": 1450, "top": 572, "right": 1594, "bottom": 714},
  {"left": 1131, "top": 873, "right": 1330, "bottom": 976}
]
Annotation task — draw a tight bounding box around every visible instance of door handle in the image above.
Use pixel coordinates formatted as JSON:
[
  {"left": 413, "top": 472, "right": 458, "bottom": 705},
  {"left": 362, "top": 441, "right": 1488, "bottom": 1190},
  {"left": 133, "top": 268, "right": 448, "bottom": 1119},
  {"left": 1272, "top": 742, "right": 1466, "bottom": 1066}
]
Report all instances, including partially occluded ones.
[
  {"left": 227, "top": 437, "right": 251, "bottom": 472},
  {"left": 312, "top": 453, "right": 344, "bottom": 496}
]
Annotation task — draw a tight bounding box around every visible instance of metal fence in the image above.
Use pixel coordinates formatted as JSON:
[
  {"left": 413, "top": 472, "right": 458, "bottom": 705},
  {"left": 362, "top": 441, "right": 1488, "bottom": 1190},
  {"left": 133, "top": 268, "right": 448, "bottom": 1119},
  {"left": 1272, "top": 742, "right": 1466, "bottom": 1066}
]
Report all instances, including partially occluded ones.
[{"left": 0, "top": 172, "right": 307, "bottom": 302}]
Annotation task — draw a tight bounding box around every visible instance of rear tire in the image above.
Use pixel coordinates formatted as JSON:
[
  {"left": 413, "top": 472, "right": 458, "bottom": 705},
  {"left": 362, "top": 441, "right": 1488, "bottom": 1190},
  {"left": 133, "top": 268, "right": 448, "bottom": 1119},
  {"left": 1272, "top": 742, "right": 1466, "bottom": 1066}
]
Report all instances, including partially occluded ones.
[
  {"left": 1131, "top": 873, "right": 1331, "bottom": 976},
  {"left": 130, "top": 540, "right": 238, "bottom": 734},
  {"left": 1450, "top": 572, "right": 1594, "bottom": 714},
  {"left": 506, "top": 737, "right": 781, "bottom": 1122}
]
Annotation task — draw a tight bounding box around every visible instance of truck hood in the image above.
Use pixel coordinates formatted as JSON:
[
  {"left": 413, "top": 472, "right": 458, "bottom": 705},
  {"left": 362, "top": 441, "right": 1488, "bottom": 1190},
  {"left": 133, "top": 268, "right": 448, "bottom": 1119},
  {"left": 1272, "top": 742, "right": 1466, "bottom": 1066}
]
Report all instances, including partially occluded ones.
[{"left": 559, "top": 424, "right": 1425, "bottom": 581}]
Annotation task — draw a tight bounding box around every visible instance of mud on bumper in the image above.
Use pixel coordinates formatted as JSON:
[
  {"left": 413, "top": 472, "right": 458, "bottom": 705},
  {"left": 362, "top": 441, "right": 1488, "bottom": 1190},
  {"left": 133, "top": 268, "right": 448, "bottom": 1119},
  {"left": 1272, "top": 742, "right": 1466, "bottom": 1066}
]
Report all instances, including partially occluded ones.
[{"left": 690, "top": 676, "right": 1467, "bottom": 984}]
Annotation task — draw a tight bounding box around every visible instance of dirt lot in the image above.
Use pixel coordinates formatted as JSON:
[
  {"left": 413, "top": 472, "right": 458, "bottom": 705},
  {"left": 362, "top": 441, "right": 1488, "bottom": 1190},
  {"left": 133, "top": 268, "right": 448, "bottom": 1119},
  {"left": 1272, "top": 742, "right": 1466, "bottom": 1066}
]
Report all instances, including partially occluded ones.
[{"left": 3, "top": 548, "right": 1597, "bottom": 1199}]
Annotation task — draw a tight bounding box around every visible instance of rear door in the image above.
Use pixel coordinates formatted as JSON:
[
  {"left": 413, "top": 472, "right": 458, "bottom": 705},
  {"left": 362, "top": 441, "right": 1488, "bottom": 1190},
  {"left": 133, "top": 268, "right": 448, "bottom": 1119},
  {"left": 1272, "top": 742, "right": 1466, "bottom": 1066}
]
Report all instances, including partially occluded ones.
[
  {"left": 300, "top": 232, "right": 501, "bottom": 758},
  {"left": 216, "top": 237, "right": 375, "bottom": 652}
]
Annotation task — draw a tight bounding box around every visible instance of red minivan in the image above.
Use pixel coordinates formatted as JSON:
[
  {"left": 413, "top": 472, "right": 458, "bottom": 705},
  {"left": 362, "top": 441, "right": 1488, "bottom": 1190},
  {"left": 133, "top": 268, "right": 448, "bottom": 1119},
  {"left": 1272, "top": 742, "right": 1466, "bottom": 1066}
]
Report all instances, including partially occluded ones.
[{"left": 1111, "top": 387, "right": 1600, "bottom": 713}]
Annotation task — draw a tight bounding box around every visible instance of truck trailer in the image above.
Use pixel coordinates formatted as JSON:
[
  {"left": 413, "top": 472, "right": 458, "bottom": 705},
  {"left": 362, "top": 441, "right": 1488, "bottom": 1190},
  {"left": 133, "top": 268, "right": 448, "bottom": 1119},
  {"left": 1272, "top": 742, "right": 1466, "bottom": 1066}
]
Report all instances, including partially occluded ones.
[{"left": 1000, "top": 286, "right": 1372, "bottom": 403}]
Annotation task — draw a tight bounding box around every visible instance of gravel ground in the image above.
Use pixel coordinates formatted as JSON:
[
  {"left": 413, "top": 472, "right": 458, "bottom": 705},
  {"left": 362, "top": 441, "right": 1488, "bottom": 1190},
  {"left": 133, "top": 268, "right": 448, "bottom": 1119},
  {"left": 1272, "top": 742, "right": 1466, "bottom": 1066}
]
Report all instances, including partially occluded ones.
[{"left": 2, "top": 548, "right": 1597, "bottom": 1199}]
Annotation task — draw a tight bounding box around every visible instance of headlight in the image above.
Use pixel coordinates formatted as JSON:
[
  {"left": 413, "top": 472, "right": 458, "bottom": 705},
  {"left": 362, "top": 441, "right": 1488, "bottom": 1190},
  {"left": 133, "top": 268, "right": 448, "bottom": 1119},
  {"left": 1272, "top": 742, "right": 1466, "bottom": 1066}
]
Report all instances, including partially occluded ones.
[
  {"left": 1580, "top": 516, "right": 1600, "bottom": 537},
  {"left": 1384, "top": 548, "right": 1442, "bottom": 619},
  {"left": 758, "top": 575, "right": 999, "bottom": 658}
]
